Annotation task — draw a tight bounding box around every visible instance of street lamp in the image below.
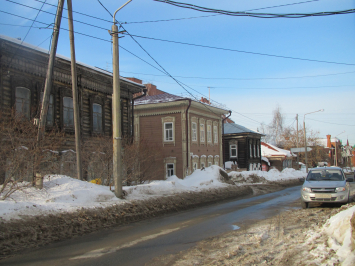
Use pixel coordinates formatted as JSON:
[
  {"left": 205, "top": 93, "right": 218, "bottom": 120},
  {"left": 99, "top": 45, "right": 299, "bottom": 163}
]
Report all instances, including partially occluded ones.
[
  {"left": 304, "top": 109, "right": 324, "bottom": 173},
  {"left": 111, "top": 0, "right": 132, "bottom": 198}
]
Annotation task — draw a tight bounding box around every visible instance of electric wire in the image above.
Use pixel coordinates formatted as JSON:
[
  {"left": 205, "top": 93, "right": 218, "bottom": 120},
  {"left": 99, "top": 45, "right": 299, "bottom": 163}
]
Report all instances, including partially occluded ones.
[
  {"left": 152, "top": 0, "right": 355, "bottom": 18},
  {"left": 122, "top": 33, "right": 355, "bottom": 66},
  {"left": 307, "top": 118, "right": 355, "bottom": 126}
]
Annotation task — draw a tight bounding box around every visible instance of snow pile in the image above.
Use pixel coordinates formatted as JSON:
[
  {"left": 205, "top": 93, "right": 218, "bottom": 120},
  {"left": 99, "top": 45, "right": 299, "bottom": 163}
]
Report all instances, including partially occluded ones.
[
  {"left": 0, "top": 175, "right": 122, "bottom": 221},
  {"left": 125, "top": 166, "right": 227, "bottom": 200},
  {"left": 323, "top": 206, "right": 355, "bottom": 265},
  {"left": 229, "top": 168, "right": 306, "bottom": 183}
]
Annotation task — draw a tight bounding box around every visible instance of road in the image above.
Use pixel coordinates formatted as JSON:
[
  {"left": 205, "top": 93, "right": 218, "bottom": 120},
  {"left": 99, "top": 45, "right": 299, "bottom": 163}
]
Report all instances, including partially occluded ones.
[{"left": 1, "top": 185, "right": 302, "bottom": 266}]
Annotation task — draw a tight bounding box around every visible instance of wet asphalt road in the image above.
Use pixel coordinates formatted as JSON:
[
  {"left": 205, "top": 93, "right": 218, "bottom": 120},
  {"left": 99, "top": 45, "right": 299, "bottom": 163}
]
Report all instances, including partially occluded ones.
[{"left": 1, "top": 185, "right": 302, "bottom": 266}]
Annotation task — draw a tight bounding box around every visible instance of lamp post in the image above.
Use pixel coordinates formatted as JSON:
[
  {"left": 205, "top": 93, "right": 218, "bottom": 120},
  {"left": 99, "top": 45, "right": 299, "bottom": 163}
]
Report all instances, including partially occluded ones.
[
  {"left": 111, "top": 0, "right": 132, "bottom": 198},
  {"left": 304, "top": 109, "right": 324, "bottom": 173}
]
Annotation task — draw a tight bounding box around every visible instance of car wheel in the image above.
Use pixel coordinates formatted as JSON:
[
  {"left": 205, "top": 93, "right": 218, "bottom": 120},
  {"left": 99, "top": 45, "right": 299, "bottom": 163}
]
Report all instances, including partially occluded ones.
[{"left": 301, "top": 201, "right": 309, "bottom": 209}]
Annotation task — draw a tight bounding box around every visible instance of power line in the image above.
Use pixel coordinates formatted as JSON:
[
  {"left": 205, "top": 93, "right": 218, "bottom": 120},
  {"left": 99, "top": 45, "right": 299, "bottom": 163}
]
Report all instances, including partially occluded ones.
[
  {"left": 153, "top": 0, "right": 355, "bottom": 18},
  {"left": 122, "top": 33, "right": 355, "bottom": 66},
  {"left": 119, "top": 70, "right": 355, "bottom": 81},
  {"left": 307, "top": 118, "right": 355, "bottom": 126},
  {"left": 125, "top": 0, "right": 321, "bottom": 24}
]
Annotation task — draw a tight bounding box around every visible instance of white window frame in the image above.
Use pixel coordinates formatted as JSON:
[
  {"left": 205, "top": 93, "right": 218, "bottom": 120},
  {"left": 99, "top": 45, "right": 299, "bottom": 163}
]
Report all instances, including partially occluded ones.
[
  {"left": 249, "top": 143, "right": 252, "bottom": 158},
  {"left": 192, "top": 122, "right": 197, "bottom": 142},
  {"left": 164, "top": 122, "right": 174, "bottom": 142},
  {"left": 253, "top": 144, "right": 256, "bottom": 158},
  {"left": 166, "top": 163, "right": 175, "bottom": 177},
  {"left": 200, "top": 123, "right": 205, "bottom": 143},
  {"left": 201, "top": 163, "right": 205, "bottom": 169},
  {"left": 207, "top": 124, "right": 212, "bottom": 143},
  {"left": 193, "top": 162, "right": 197, "bottom": 171},
  {"left": 208, "top": 162, "right": 212, "bottom": 167},
  {"left": 213, "top": 125, "right": 218, "bottom": 144},
  {"left": 230, "top": 144, "right": 237, "bottom": 158}
]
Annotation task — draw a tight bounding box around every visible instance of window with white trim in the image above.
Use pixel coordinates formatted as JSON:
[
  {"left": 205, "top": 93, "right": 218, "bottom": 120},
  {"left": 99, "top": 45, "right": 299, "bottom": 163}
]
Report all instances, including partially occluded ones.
[
  {"left": 63, "top": 97, "right": 74, "bottom": 127},
  {"left": 208, "top": 162, "right": 212, "bottom": 167},
  {"left": 164, "top": 122, "right": 174, "bottom": 141},
  {"left": 192, "top": 122, "right": 197, "bottom": 141},
  {"left": 166, "top": 163, "right": 174, "bottom": 177},
  {"left": 207, "top": 124, "right": 212, "bottom": 143},
  {"left": 249, "top": 143, "right": 252, "bottom": 158},
  {"left": 15, "top": 87, "right": 30, "bottom": 119},
  {"left": 201, "top": 163, "right": 205, "bottom": 169},
  {"left": 93, "top": 103, "right": 102, "bottom": 132},
  {"left": 213, "top": 125, "right": 218, "bottom": 144},
  {"left": 253, "top": 144, "right": 256, "bottom": 158},
  {"left": 193, "top": 162, "right": 197, "bottom": 171},
  {"left": 230, "top": 144, "right": 237, "bottom": 158},
  {"left": 257, "top": 144, "right": 260, "bottom": 157},
  {"left": 200, "top": 123, "right": 205, "bottom": 142}
]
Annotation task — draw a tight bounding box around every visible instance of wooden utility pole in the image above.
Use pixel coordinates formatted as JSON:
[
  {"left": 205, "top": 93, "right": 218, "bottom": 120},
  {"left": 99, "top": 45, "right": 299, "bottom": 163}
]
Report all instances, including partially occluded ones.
[
  {"left": 37, "top": 0, "right": 65, "bottom": 143},
  {"left": 67, "top": 0, "right": 83, "bottom": 180}
]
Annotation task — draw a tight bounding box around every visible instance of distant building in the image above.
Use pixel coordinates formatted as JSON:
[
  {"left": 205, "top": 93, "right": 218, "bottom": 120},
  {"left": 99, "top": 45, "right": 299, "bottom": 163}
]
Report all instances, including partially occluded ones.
[{"left": 261, "top": 142, "right": 296, "bottom": 171}]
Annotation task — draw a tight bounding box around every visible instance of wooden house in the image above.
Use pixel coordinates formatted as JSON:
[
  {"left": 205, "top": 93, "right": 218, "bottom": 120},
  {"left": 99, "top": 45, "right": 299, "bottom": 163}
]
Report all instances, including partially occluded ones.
[
  {"left": 223, "top": 123, "right": 263, "bottom": 171},
  {"left": 261, "top": 142, "right": 296, "bottom": 171},
  {"left": 134, "top": 91, "right": 229, "bottom": 179}
]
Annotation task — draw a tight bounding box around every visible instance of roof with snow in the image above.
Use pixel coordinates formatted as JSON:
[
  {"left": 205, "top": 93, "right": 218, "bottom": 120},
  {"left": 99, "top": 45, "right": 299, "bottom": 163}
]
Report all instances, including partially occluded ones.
[
  {"left": 261, "top": 142, "right": 296, "bottom": 158},
  {"left": 0, "top": 35, "right": 144, "bottom": 88},
  {"left": 134, "top": 92, "right": 185, "bottom": 105},
  {"left": 224, "top": 123, "right": 264, "bottom": 135},
  {"left": 317, "top": 138, "right": 341, "bottom": 148}
]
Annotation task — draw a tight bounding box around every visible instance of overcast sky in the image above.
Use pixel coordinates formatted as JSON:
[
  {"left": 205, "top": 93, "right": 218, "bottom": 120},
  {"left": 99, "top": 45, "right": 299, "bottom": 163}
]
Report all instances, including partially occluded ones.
[{"left": 1, "top": 0, "right": 354, "bottom": 145}]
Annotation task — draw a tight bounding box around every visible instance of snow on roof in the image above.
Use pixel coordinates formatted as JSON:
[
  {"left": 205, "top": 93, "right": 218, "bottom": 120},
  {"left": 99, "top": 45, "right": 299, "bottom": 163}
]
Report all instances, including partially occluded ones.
[
  {"left": 0, "top": 35, "right": 144, "bottom": 88},
  {"left": 134, "top": 92, "right": 185, "bottom": 105},
  {"left": 261, "top": 142, "right": 296, "bottom": 158},
  {"left": 261, "top": 156, "right": 270, "bottom": 166},
  {"left": 224, "top": 123, "right": 263, "bottom": 135}
]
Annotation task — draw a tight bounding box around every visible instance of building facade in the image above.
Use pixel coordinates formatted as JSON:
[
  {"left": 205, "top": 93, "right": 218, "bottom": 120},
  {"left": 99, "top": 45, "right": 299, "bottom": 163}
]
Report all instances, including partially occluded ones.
[{"left": 134, "top": 92, "right": 228, "bottom": 179}]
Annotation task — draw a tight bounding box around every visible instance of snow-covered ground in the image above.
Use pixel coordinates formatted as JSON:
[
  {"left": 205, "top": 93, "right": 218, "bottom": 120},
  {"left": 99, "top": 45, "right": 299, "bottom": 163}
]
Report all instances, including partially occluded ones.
[{"left": 0, "top": 166, "right": 354, "bottom": 264}]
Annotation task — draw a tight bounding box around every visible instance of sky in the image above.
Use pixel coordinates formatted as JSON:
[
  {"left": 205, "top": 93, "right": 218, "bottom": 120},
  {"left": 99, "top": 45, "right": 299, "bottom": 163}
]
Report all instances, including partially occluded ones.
[{"left": 1, "top": 0, "right": 355, "bottom": 145}]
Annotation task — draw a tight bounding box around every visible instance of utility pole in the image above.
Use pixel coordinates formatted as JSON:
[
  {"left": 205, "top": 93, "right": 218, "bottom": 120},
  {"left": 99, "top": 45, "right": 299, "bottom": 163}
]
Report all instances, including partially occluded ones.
[
  {"left": 296, "top": 114, "right": 299, "bottom": 170},
  {"left": 37, "top": 0, "right": 65, "bottom": 143},
  {"left": 304, "top": 119, "right": 307, "bottom": 172},
  {"left": 111, "top": 0, "right": 132, "bottom": 198},
  {"left": 67, "top": 0, "right": 83, "bottom": 180}
]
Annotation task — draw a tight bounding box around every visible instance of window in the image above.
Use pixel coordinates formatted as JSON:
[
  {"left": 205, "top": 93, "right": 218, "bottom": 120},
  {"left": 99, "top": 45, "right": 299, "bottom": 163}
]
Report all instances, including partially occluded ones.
[
  {"left": 249, "top": 143, "right": 252, "bottom": 158},
  {"left": 164, "top": 122, "right": 173, "bottom": 141},
  {"left": 167, "top": 163, "right": 174, "bottom": 177},
  {"left": 93, "top": 103, "right": 102, "bottom": 132},
  {"left": 192, "top": 122, "right": 197, "bottom": 141},
  {"left": 253, "top": 144, "right": 256, "bottom": 158},
  {"left": 15, "top": 87, "right": 30, "bottom": 119},
  {"left": 213, "top": 125, "right": 218, "bottom": 144},
  {"left": 201, "top": 163, "right": 205, "bottom": 169},
  {"left": 207, "top": 125, "right": 212, "bottom": 143},
  {"left": 193, "top": 163, "right": 197, "bottom": 171},
  {"left": 257, "top": 144, "right": 260, "bottom": 157},
  {"left": 230, "top": 144, "right": 237, "bottom": 158},
  {"left": 200, "top": 123, "right": 205, "bottom": 142},
  {"left": 40, "top": 92, "right": 54, "bottom": 126},
  {"left": 208, "top": 162, "right": 212, "bottom": 167},
  {"left": 63, "top": 97, "right": 74, "bottom": 127}
]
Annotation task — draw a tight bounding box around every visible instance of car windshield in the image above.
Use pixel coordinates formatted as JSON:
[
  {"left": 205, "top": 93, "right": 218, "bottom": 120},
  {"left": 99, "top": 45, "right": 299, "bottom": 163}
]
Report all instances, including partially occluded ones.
[{"left": 306, "top": 169, "right": 344, "bottom": 181}]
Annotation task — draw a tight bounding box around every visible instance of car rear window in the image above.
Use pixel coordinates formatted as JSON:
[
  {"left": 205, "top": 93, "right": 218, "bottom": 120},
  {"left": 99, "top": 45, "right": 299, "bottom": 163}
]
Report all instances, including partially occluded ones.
[{"left": 306, "top": 169, "right": 344, "bottom": 181}]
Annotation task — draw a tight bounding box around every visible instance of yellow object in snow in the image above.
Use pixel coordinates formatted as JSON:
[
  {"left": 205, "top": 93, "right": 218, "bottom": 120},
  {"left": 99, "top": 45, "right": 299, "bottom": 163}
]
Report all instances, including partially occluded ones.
[{"left": 89, "top": 178, "right": 101, "bottom": 185}]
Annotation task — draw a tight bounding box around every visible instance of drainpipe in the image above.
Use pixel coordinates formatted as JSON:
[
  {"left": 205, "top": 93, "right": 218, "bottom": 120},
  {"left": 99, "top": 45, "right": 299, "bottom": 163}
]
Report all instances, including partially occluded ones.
[
  {"left": 185, "top": 99, "right": 192, "bottom": 177},
  {"left": 131, "top": 88, "right": 147, "bottom": 143},
  {"left": 222, "top": 111, "right": 232, "bottom": 169}
]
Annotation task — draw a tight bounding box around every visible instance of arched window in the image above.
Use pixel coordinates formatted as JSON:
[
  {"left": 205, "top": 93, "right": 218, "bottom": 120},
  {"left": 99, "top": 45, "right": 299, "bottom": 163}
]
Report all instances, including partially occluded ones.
[
  {"left": 93, "top": 103, "right": 102, "bottom": 132},
  {"left": 15, "top": 87, "right": 30, "bottom": 118},
  {"left": 63, "top": 97, "right": 74, "bottom": 127}
]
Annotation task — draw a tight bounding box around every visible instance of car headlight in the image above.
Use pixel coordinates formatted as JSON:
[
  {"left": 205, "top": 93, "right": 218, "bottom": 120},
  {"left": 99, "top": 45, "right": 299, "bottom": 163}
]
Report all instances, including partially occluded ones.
[
  {"left": 335, "top": 187, "right": 346, "bottom": 192},
  {"left": 302, "top": 187, "right": 312, "bottom": 192}
]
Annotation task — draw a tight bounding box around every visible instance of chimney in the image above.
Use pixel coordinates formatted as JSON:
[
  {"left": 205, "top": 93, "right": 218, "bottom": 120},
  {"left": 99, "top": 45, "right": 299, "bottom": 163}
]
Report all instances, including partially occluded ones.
[
  {"left": 326, "top": 135, "right": 331, "bottom": 148},
  {"left": 124, "top": 77, "right": 142, "bottom": 84},
  {"left": 144, "top": 83, "right": 164, "bottom": 96}
]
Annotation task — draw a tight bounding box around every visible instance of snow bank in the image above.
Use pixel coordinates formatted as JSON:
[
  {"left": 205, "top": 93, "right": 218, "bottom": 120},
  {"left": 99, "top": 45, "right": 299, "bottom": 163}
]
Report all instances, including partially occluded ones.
[
  {"left": 125, "top": 166, "right": 227, "bottom": 200},
  {"left": 323, "top": 206, "right": 355, "bottom": 265},
  {"left": 0, "top": 175, "right": 122, "bottom": 221},
  {"left": 229, "top": 168, "right": 306, "bottom": 183}
]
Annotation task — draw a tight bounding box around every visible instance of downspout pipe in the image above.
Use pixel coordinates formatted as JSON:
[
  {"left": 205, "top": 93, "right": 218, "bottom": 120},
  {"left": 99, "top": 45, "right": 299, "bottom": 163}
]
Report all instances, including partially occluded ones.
[
  {"left": 185, "top": 99, "right": 192, "bottom": 177},
  {"left": 222, "top": 111, "right": 232, "bottom": 169},
  {"left": 131, "top": 88, "right": 147, "bottom": 143}
]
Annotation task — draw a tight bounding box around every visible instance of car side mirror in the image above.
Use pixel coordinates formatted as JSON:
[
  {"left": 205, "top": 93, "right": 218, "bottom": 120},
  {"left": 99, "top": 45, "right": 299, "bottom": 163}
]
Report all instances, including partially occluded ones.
[
  {"left": 299, "top": 177, "right": 305, "bottom": 183},
  {"left": 346, "top": 177, "right": 354, "bottom": 182}
]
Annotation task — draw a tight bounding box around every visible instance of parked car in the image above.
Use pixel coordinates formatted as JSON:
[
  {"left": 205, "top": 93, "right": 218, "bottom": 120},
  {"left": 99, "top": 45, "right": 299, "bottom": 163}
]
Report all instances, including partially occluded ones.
[{"left": 300, "top": 167, "right": 355, "bottom": 209}]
